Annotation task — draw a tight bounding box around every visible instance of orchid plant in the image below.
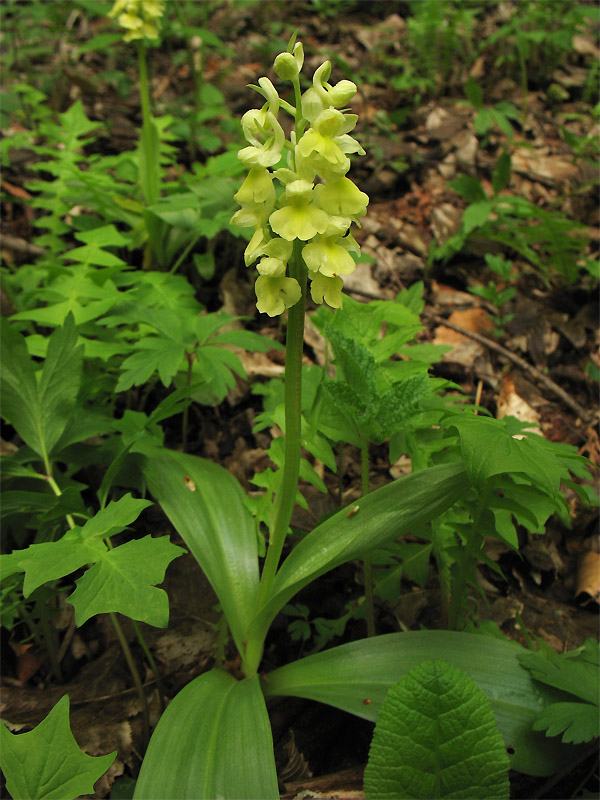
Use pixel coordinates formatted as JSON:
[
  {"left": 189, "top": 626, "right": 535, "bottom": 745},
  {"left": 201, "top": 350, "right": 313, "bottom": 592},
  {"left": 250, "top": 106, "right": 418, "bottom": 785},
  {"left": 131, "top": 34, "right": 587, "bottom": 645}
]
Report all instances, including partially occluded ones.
[{"left": 128, "top": 39, "right": 583, "bottom": 798}]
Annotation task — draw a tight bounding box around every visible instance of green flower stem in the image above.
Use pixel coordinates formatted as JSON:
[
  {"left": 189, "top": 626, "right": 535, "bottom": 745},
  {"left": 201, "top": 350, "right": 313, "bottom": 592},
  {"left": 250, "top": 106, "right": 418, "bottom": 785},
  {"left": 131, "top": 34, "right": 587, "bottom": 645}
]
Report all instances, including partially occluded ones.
[
  {"left": 110, "top": 611, "right": 150, "bottom": 746},
  {"left": 46, "top": 474, "right": 76, "bottom": 535},
  {"left": 253, "top": 242, "right": 307, "bottom": 623},
  {"left": 137, "top": 39, "right": 152, "bottom": 132},
  {"left": 360, "top": 436, "right": 375, "bottom": 637}
]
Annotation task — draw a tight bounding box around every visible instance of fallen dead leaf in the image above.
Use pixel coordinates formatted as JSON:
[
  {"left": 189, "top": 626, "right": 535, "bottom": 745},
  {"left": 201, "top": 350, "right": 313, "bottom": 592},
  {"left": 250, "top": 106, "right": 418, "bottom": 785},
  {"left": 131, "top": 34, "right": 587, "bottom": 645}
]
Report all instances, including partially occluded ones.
[
  {"left": 497, "top": 375, "right": 541, "bottom": 430},
  {"left": 575, "top": 551, "right": 600, "bottom": 605}
]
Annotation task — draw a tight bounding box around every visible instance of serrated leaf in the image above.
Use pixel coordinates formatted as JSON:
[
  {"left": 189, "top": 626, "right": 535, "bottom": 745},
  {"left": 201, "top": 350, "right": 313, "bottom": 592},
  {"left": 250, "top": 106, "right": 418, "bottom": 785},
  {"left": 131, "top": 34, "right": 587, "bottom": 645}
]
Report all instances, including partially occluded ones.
[
  {"left": 1, "top": 314, "right": 83, "bottom": 464},
  {"left": 448, "top": 415, "right": 563, "bottom": 495},
  {"left": 533, "top": 701, "right": 599, "bottom": 744},
  {"left": 116, "top": 340, "right": 185, "bottom": 392},
  {"left": 69, "top": 535, "right": 184, "bottom": 626},
  {"left": 326, "top": 325, "right": 378, "bottom": 397},
  {"left": 1, "top": 695, "right": 115, "bottom": 800},
  {"left": 518, "top": 645, "right": 599, "bottom": 705},
  {"left": 364, "top": 660, "right": 510, "bottom": 799},
  {"left": 134, "top": 670, "right": 278, "bottom": 800}
]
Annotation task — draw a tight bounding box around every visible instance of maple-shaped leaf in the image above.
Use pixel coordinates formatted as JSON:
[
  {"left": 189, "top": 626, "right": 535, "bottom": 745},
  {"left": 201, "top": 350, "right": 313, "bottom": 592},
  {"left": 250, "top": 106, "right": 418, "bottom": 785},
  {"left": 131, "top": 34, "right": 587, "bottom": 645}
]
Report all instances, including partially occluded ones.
[
  {"left": 519, "top": 639, "right": 599, "bottom": 744},
  {"left": 1, "top": 695, "right": 115, "bottom": 800},
  {"left": 69, "top": 535, "right": 185, "bottom": 626}
]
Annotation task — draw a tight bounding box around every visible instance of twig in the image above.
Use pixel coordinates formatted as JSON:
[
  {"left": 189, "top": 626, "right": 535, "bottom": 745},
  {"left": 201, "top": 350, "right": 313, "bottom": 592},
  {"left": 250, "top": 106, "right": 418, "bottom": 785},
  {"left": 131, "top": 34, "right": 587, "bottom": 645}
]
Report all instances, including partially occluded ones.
[
  {"left": 1, "top": 235, "right": 45, "bottom": 257},
  {"left": 426, "top": 311, "right": 593, "bottom": 424},
  {"left": 346, "top": 285, "right": 593, "bottom": 424}
]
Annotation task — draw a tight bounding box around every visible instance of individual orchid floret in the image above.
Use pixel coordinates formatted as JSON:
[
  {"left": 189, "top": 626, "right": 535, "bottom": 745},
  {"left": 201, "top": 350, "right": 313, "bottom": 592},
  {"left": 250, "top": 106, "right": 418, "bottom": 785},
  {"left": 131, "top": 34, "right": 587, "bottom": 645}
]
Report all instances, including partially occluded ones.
[
  {"left": 255, "top": 276, "right": 301, "bottom": 317},
  {"left": 234, "top": 167, "right": 276, "bottom": 207},
  {"left": 108, "top": 0, "right": 165, "bottom": 42},
  {"left": 302, "top": 217, "right": 356, "bottom": 278},
  {"left": 312, "top": 61, "right": 357, "bottom": 108},
  {"left": 314, "top": 176, "right": 369, "bottom": 219},
  {"left": 238, "top": 109, "right": 285, "bottom": 168},
  {"left": 310, "top": 273, "right": 344, "bottom": 308},
  {"left": 269, "top": 180, "right": 330, "bottom": 242}
]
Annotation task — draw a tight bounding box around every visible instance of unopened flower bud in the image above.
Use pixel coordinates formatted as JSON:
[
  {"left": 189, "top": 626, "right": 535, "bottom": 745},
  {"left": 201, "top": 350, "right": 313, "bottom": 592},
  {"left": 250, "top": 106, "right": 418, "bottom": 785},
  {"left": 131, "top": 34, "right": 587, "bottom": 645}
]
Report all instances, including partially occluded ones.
[
  {"left": 274, "top": 52, "right": 299, "bottom": 81},
  {"left": 328, "top": 79, "right": 357, "bottom": 107}
]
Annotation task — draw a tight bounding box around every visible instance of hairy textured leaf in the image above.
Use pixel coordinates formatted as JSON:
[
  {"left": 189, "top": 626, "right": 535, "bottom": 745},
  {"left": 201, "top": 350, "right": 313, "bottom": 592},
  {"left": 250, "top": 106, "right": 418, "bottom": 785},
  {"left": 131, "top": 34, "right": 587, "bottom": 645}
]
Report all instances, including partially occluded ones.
[
  {"left": 134, "top": 670, "right": 278, "bottom": 800},
  {"left": 364, "top": 660, "right": 510, "bottom": 799},
  {"left": 1, "top": 695, "right": 115, "bottom": 800},
  {"left": 264, "top": 630, "right": 585, "bottom": 776}
]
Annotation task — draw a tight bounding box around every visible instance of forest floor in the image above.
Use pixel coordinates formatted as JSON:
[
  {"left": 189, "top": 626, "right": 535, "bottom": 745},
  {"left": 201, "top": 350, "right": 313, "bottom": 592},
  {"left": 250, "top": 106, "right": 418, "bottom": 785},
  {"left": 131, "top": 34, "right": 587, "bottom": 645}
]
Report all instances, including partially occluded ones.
[{"left": 1, "top": 2, "right": 599, "bottom": 799}]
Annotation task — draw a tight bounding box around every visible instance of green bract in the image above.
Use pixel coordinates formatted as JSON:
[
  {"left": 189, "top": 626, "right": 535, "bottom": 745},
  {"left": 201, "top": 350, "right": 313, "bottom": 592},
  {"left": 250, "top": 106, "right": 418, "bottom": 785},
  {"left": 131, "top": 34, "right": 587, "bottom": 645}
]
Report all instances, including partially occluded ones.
[{"left": 232, "top": 41, "right": 369, "bottom": 316}]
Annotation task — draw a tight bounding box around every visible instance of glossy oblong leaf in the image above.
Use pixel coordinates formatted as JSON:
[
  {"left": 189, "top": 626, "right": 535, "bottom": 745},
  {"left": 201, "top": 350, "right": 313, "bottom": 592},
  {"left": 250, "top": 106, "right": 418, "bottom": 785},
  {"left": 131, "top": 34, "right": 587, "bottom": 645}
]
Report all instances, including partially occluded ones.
[
  {"left": 264, "top": 630, "right": 584, "bottom": 776},
  {"left": 133, "top": 669, "right": 278, "bottom": 800},
  {"left": 1, "top": 695, "right": 115, "bottom": 800},
  {"left": 247, "top": 463, "right": 468, "bottom": 643},
  {"left": 364, "top": 660, "right": 510, "bottom": 799},
  {"left": 140, "top": 448, "right": 259, "bottom": 653}
]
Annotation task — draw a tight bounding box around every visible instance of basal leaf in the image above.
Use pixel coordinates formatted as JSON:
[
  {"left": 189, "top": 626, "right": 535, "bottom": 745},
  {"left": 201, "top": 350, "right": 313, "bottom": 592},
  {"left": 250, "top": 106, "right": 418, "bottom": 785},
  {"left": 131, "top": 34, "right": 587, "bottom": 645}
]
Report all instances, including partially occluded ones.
[
  {"left": 1, "top": 695, "right": 115, "bottom": 800},
  {"left": 363, "top": 660, "right": 510, "bottom": 799},
  {"left": 133, "top": 670, "right": 278, "bottom": 800},
  {"left": 139, "top": 447, "right": 259, "bottom": 653},
  {"left": 246, "top": 463, "right": 469, "bottom": 648},
  {"left": 69, "top": 535, "right": 184, "bottom": 626},
  {"left": 264, "top": 630, "right": 585, "bottom": 776}
]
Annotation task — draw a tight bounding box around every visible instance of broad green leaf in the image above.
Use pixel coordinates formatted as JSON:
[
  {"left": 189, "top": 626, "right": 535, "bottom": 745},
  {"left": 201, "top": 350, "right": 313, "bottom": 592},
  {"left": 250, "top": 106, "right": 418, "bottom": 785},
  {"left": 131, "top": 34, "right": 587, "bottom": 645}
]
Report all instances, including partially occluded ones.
[
  {"left": 363, "top": 660, "right": 510, "bottom": 799},
  {"left": 1, "top": 695, "right": 115, "bottom": 800},
  {"left": 448, "top": 415, "right": 563, "bottom": 495},
  {"left": 116, "top": 339, "right": 186, "bottom": 392},
  {"left": 79, "top": 495, "right": 153, "bottom": 539},
  {"left": 134, "top": 670, "right": 278, "bottom": 800},
  {"left": 69, "top": 535, "right": 184, "bottom": 626},
  {"left": 246, "top": 463, "right": 469, "bottom": 646},
  {"left": 1, "top": 315, "right": 83, "bottom": 464},
  {"left": 462, "top": 201, "right": 492, "bottom": 234},
  {"left": 264, "top": 630, "right": 584, "bottom": 776},
  {"left": 139, "top": 447, "right": 259, "bottom": 653}
]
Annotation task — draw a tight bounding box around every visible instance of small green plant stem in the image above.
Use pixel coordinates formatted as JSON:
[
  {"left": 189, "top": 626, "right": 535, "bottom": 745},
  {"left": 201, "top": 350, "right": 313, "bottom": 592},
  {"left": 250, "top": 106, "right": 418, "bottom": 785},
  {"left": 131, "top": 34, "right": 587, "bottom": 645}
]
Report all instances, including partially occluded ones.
[
  {"left": 360, "top": 436, "right": 375, "bottom": 637},
  {"left": 109, "top": 611, "right": 150, "bottom": 745},
  {"left": 181, "top": 352, "right": 194, "bottom": 452},
  {"left": 255, "top": 241, "right": 307, "bottom": 611},
  {"left": 131, "top": 620, "right": 166, "bottom": 712},
  {"left": 448, "top": 480, "right": 493, "bottom": 630},
  {"left": 137, "top": 39, "right": 152, "bottom": 137},
  {"left": 45, "top": 474, "right": 76, "bottom": 535}
]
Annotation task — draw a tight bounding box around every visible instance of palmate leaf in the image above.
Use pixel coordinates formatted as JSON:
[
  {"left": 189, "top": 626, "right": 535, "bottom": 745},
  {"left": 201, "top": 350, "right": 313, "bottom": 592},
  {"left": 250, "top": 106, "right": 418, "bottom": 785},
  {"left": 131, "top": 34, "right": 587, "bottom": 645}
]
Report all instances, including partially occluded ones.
[
  {"left": 519, "top": 639, "right": 600, "bottom": 744},
  {"left": 134, "top": 669, "right": 278, "bottom": 800},
  {"left": 264, "top": 630, "right": 586, "bottom": 777},
  {"left": 0, "top": 314, "right": 83, "bottom": 465},
  {"left": 1, "top": 695, "right": 115, "bottom": 800},
  {"left": 364, "top": 660, "right": 510, "bottom": 799},
  {"left": 3, "top": 495, "right": 182, "bottom": 626}
]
